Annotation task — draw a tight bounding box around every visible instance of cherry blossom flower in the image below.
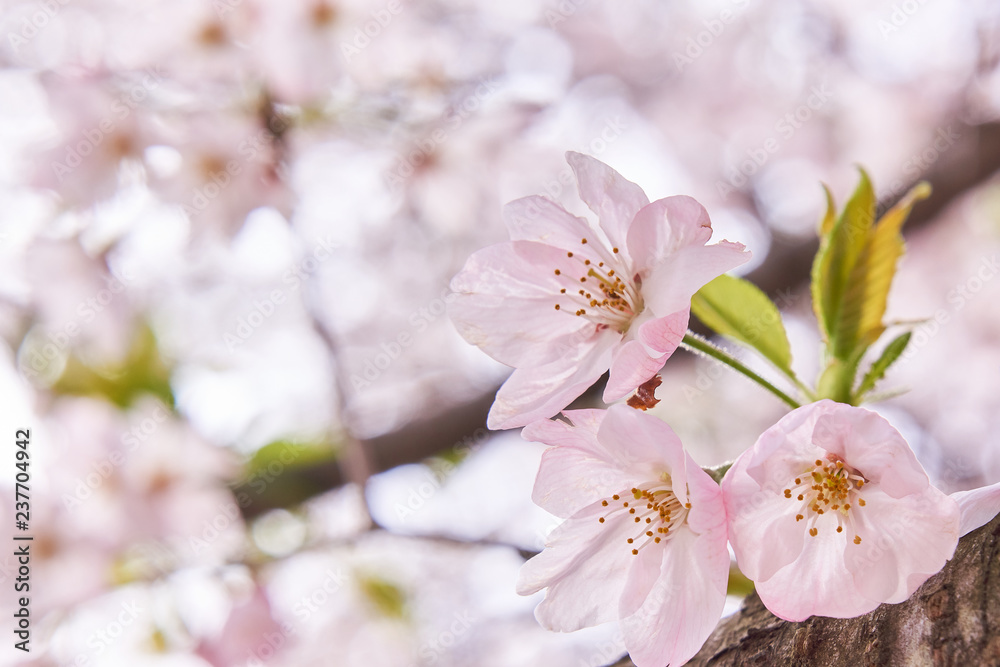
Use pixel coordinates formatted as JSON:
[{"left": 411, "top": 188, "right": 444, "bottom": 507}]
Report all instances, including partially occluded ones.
[
  {"left": 450, "top": 152, "right": 750, "bottom": 429},
  {"left": 517, "top": 405, "right": 730, "bottom": 667},
  {"left": 722, "top": 400, "right": 960, "bottom": 622}
]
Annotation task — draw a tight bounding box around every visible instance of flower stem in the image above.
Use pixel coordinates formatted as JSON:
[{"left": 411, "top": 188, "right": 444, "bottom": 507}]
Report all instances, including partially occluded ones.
[{"left": 680, "top": 332, "right": 801, "bottom": 409}]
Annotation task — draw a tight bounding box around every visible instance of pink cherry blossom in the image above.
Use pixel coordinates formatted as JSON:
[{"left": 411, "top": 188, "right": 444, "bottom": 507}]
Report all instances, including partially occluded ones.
[
  {"left": 450, "top": 152, "right": 750, "bottom": 429},
  {"left": 722, "top": 400, "right": 960, "bottom": 622},
  {"left": 517, "top": 405, "right": 730, "bottom": 667}
]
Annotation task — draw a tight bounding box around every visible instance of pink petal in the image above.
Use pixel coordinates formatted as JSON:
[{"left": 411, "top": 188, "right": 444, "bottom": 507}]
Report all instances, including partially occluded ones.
[
  {"left": 566, "top": 151, "right": 649, "bottom": 253},
  {"left": 636, "top": 308, "right": 689, "bottom": 356},
  {"left": 487, "top": 329, "right": 619, "bottom": 429},
  {"left": 530, "top": 437, "right": 639, "bottom": 518},
  {"left": 595, "top": 405, "right": 689, "bottom": 494},
  {"left": 603, "top": 339, "right": 667, "bottom": 402},
  {"left": 641, "top": 240, "right": 750, "bottom": 317},
  {"left": 617, "top": 463, "right": 727, "bottom": 621},
  {"left": 525, "top": 407, "right": 699, "bottom": 516},
  {"left": 517, "top": 502, "right": 637, "bottom": 631},
  {"left": 952, "top": 482, "right": 1000, "bottom": 536},
  {"left": 621, "top": 527, "right": 729, "bottom": 667},
  {"left": 722, "top": 448, "right": 809, "bottom": 583},
  {"left": 625, "top": 196, "right": 714, "bottom": 273},
  {"left": 503, "top": 195, "right": 596, "bottom": 250},
  {"left": 811, "top": 401, "right": 931, "bottom": 499},
  {"left": 521, "top": 410, "right": 606, "bottom": 451},
  {"left": 685, "top": 456, "right": 727, "bottom": 537},
  {"left": 617, "top": 538, "right": 664, "bottom": 620},
  {"left": 753, "top": 525, "right": 878, "bottom": 621},
  {"left": 843, "top": 485, "right": 959, "bottom": 605},
  {"left": 450, "top": 240, "right": 599, "bottom": 367}
]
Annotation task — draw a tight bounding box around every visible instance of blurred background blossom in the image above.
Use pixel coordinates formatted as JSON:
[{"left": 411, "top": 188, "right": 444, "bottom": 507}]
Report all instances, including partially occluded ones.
[{"left": 1, "top": 0, "right": 1000, "bottom": 664}]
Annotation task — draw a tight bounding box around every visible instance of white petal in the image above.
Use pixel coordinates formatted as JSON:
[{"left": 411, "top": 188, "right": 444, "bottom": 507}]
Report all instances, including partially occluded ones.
[
  {"left": 621, "top": 527, "right": 729, "bottom": 667},
  {"left": 487, "top": 329, "right": 619, "bottom": 429}
]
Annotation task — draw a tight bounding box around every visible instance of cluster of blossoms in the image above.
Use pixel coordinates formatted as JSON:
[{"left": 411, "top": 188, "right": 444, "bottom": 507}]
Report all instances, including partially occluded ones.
[{"left": 449, "top": 153, "right": 1000, "bottom": 666}]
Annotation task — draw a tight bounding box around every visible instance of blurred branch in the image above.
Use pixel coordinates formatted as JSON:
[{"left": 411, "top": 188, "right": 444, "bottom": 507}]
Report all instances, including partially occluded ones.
[
  {"left": 745, "top": 119, "right": 1000, "bottom": 297},
  {"left": 240, "top": 119, "right": 1000, "bottom": 519}
]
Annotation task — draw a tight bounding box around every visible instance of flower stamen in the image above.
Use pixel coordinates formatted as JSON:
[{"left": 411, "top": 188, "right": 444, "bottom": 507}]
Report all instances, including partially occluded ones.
[
  {"left": 785, "top": 455, "right": 868, "bottom": 543},
  {"left": 597, "top": 479, "right": 690, "bottom": 555}
]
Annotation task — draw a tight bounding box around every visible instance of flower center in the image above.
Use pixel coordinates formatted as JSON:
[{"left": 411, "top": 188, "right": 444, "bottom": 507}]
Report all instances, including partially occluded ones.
[
  {"left": 552, "top": 237, "right": 643, "bottom": 333},
  {"left": 784, "top": 456, "right": 868, "bottom": 545},
  {"left": 597, "top": 477, "right": 690, "bottom": 556}
]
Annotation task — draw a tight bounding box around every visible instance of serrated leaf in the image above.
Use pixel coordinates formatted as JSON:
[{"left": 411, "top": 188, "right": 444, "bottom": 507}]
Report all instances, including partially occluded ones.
[
  {"left": 855, "top": 331, "right": 912, "bottom": 399},
  {"left": 691, "top": 274, "right": 794, "bottom": 377}
]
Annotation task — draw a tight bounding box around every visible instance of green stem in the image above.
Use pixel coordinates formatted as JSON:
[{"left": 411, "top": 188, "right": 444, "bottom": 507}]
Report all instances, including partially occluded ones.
[
  {"left": 790, "top": 375, "right": 817, "bottom": 402},
  {"left": 680, "top": 332, "right": 801, "bottom": 409}
]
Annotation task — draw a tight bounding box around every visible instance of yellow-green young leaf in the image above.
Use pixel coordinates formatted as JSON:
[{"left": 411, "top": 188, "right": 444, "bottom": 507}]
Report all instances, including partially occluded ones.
[
  {"left": 819, "top": 184, "right": 837, "bottom": 236},
  {"left": 691, "top": 274, "right": 794, "bottom": 377},
  {"left": 834, "top": 181, "right": 930, "bottom": 358},
  {"left": 855, "top": 331, "right": 912, "bottom": 399},
  {"left": 811, "top": 168, "right": 877, "bottom": 346}
]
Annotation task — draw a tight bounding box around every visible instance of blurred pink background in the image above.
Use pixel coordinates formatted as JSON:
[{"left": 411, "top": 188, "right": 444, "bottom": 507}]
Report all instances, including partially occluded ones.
[{"left": 1, "top": 0, "right": 1000, "bottom": 664}]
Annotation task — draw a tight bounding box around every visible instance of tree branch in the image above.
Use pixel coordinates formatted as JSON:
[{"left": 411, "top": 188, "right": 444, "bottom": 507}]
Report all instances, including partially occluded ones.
[{"left": 610, "top": 512, "right": 1000, "bottom": 666}]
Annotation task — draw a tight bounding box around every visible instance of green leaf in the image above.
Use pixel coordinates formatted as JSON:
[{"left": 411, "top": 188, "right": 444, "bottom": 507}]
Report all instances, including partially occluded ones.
[
  {"left": 819, "top": 184, "right": 837, "bottom": 236},
  {"left": 836, "top": 182, "right": 931, "bottom": 357},
  {"left": 691, "top": 274, "right": 794, "bottom": 378},
  {"left": 810, "top": 171, "right": 930, "bottom": 368},
  {"left": 855, "top": 331, "right": 912, "bottom": 399},
  {"left": 811, "top": 168, "right": 876, "bottom": 348}
]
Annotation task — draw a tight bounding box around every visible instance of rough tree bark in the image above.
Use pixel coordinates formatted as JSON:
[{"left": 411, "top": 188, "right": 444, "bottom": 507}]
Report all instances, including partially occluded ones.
[{"left": 611, "top": 512, "right": 1000, "bottom": 667}]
